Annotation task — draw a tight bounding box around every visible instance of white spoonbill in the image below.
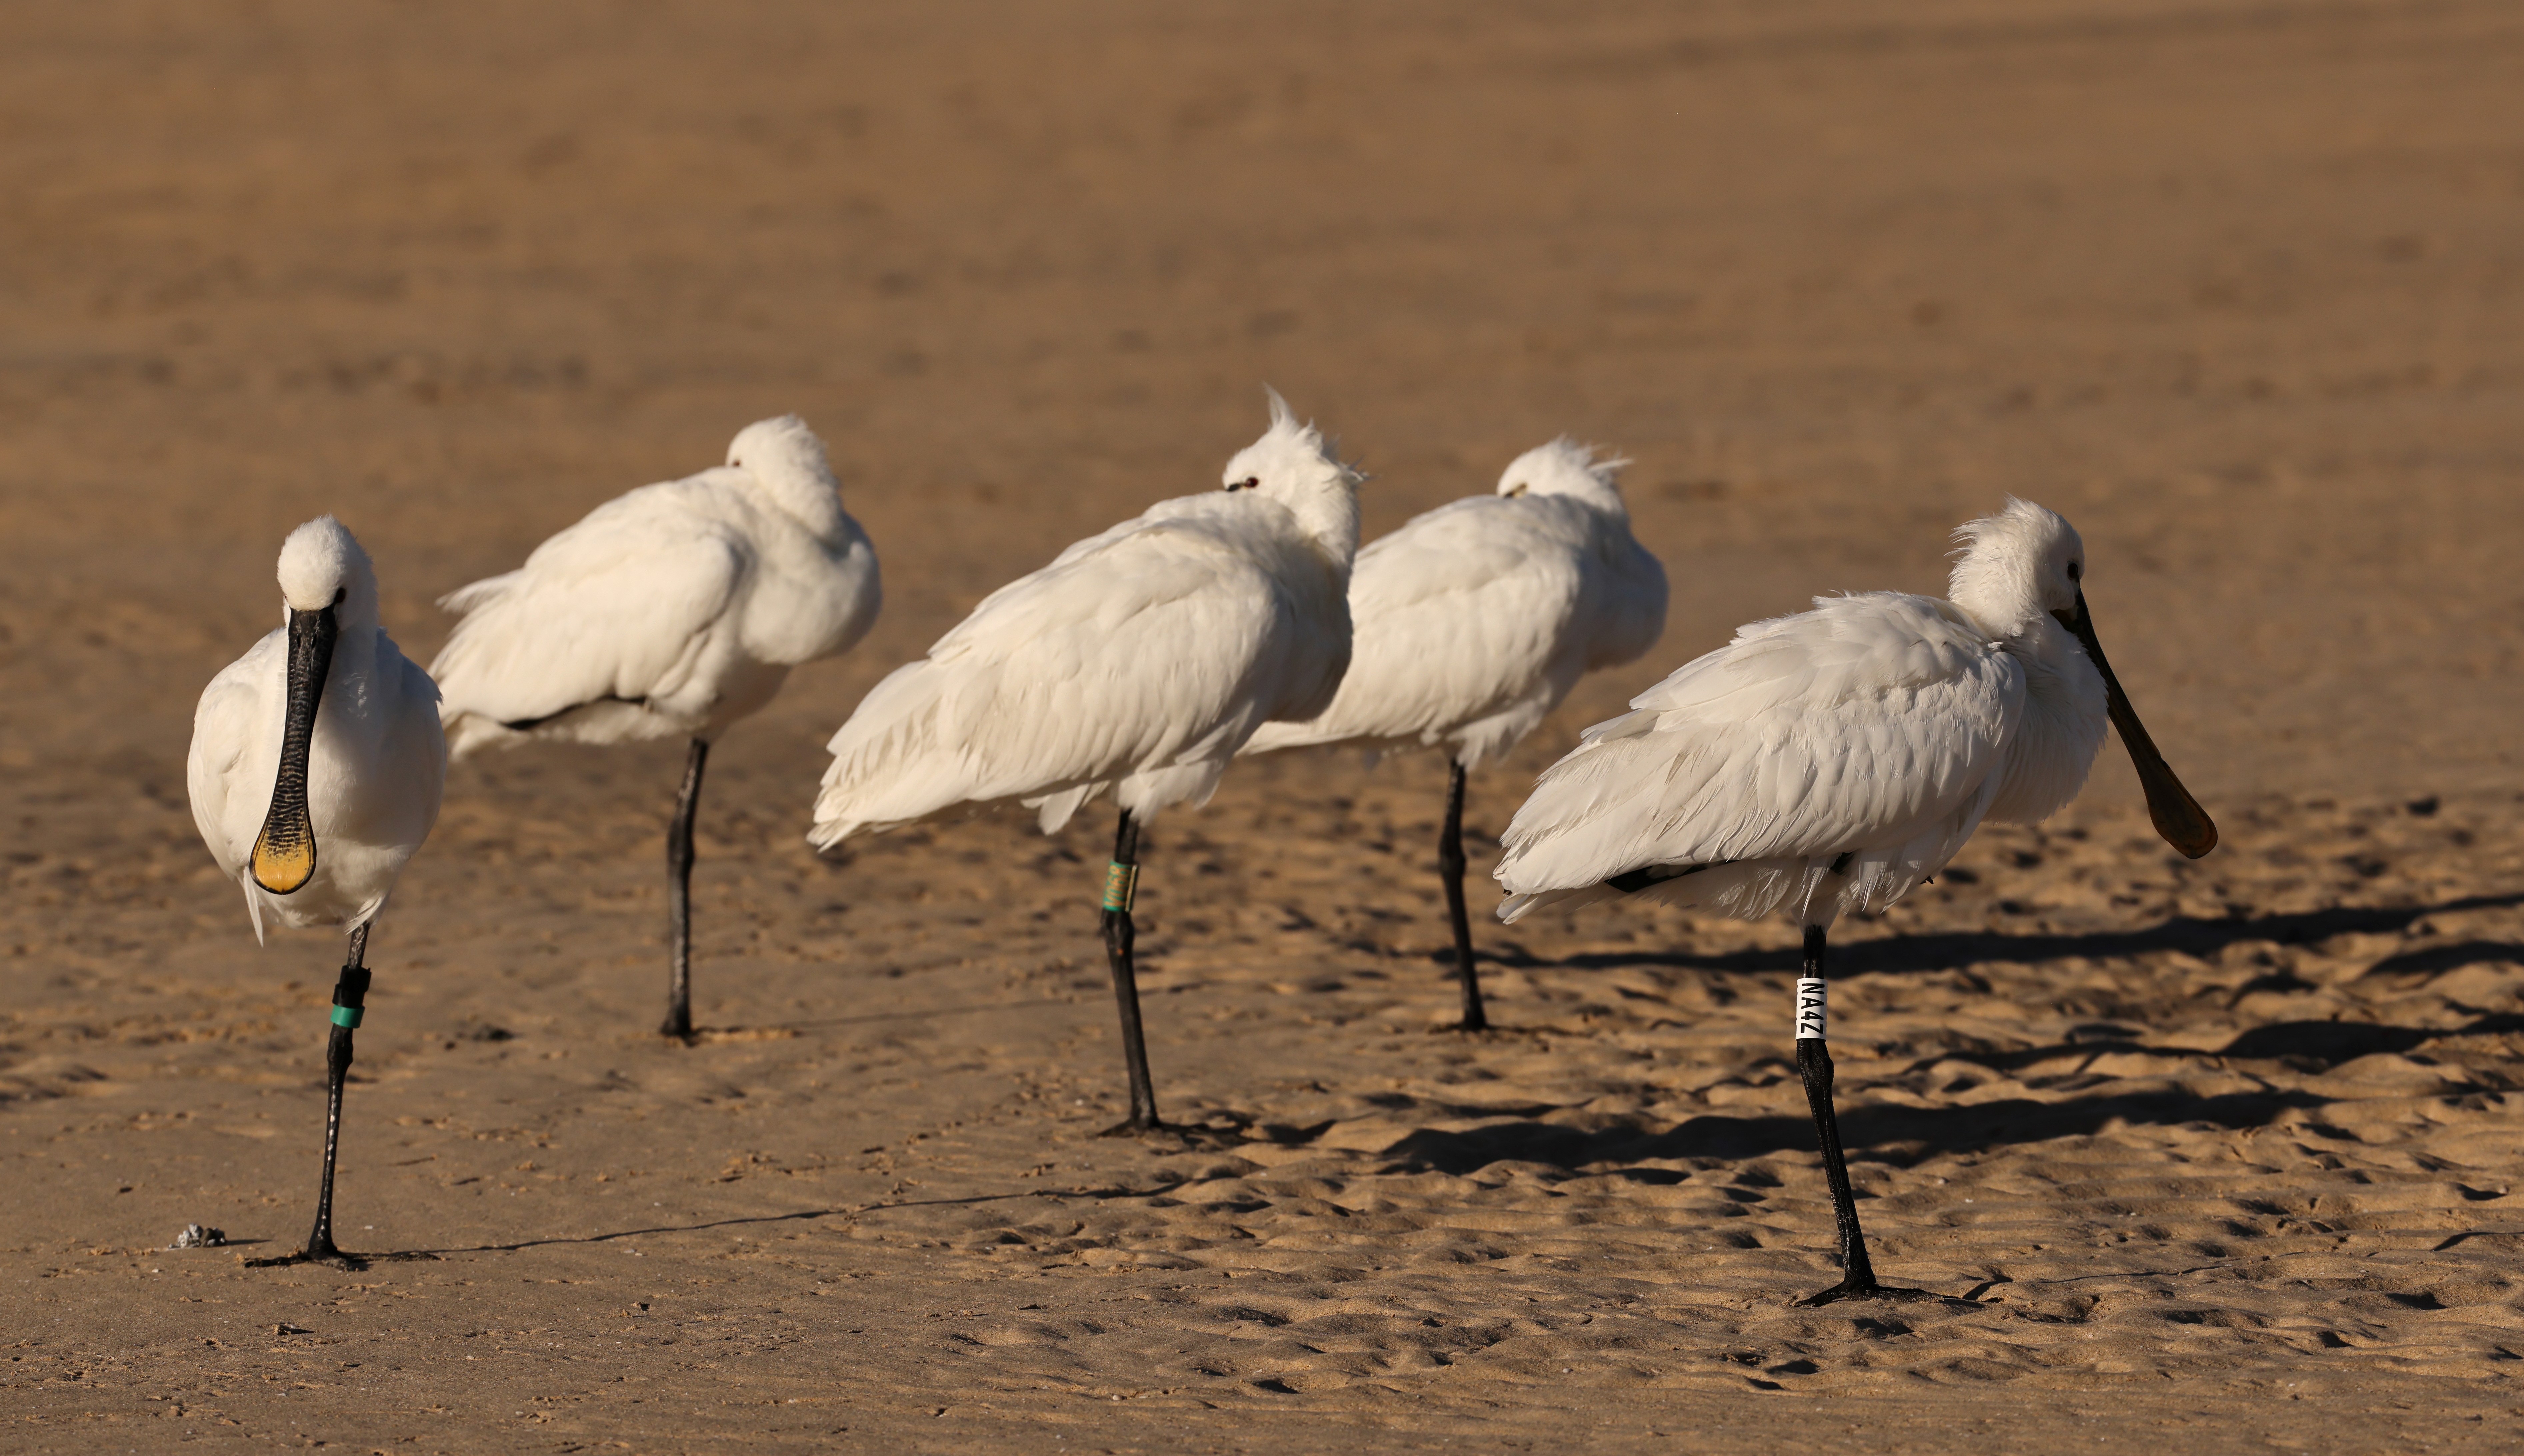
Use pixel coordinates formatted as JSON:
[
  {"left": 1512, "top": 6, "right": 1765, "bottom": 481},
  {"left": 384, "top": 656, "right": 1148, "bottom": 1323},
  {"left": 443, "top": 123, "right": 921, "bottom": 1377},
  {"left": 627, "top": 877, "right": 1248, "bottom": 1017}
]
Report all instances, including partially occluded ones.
[
  {"left": 1494, "top": 498, "right": 2216, "bottom": 1304},
  {"left": 1241, "top": 439, "right": 1666, "bottom": 1029},
  {"left": 810, "top": 391, "right": 1360, "bottom": 1133},
  {"left": 187, "top": 516, "right": 447, "bottom": 1266},
  {"left": 430, "top": 416, "right": 881, "bottom": 1037}
]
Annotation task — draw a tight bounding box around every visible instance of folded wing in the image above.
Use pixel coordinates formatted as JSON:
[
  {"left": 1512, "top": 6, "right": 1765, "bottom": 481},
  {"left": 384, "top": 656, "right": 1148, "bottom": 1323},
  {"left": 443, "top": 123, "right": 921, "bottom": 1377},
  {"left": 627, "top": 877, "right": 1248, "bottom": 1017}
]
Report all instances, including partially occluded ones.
[
  {"left": 1246, "top": 496, "right": 1584, "bottom": 762},
  {"left": 431, "top": 485, "right": 748, "bottom": 752},
  {"left": 1497, "top": 592, "right": 2025, "bottom": 893},
  {"left": 813, "top": 515, "right": 1313, "bottom": 841}
]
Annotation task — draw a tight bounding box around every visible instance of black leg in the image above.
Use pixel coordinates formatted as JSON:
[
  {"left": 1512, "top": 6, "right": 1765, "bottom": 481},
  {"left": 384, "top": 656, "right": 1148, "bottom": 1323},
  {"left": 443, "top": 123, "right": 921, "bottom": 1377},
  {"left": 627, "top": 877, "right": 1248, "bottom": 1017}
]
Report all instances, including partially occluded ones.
[
  {"left": 1098, "top": 809, "right": 1161, "bottom": 1135},
  {"left": 1437, "top": 761, "right": 1488, "bottom": 1031},
  {"left": 661, "top": 738, "right": 709, "bottom": 1039},
  {"left": 302, "top": 922, "right": 371, "bottom": 1266},
  {"left": 1790, "top": 924, "right": 1942, "bottom": 1306},
  {"left": 1793, "top": 921, "right": 1876, "bottom": 1301}
]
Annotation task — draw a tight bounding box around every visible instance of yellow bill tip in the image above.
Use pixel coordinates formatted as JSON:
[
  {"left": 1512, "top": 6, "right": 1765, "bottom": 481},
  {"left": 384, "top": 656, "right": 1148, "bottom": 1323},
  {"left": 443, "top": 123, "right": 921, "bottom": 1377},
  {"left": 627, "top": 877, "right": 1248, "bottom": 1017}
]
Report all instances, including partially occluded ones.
[{"left": 250, "top": 834, "right": 316, "bottom": 895}]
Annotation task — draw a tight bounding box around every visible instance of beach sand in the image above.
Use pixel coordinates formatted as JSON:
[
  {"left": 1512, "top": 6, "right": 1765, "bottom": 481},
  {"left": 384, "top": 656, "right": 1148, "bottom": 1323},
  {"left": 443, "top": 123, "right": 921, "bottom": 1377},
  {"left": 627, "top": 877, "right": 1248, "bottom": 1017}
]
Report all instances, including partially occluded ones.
[{"left": 6, "top": 1, "right": 2524, "bottom": 1449}]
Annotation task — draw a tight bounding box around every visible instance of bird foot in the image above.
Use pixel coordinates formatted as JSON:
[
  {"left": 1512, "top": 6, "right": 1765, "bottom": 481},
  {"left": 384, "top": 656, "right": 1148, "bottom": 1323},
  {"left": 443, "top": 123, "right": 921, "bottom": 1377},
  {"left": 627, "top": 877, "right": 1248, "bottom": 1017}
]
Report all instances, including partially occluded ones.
[
  {"left": 1432, "top": 1017, "right": 1493, "bottom": 1034},
  {"left": 1796, "top": 1278, "right": 1964, "bottom": 1308},
  {"left": 1095, "top": 1115, "right": 1168, "bottom": 1139},
  {"left": 658, "top": 1016, "right": 695, "bottom": 1042},
  {"left": 245, "top": 1244, "right": 369, "bottom": 1271}
]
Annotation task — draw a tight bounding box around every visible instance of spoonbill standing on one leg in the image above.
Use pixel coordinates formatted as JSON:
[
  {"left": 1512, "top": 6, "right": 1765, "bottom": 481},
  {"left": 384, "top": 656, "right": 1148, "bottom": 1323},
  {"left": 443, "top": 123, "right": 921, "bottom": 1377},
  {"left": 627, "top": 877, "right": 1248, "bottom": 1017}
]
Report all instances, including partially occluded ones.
[
  {"left": 1241, "top": 439, "right": 1666, "bottom": 1029},
  {"left": 430, "top": 416, "right": 881, "bottom": 1038},
  {"left": 810, "top": 391, "right": 1360, "bottom": 1134},
  {"left": 187, "top": 517, "right": 447, "bottom": 1266},
  {"left": 1494, "top": 499, "right": 2216, "bottom": 1304}
]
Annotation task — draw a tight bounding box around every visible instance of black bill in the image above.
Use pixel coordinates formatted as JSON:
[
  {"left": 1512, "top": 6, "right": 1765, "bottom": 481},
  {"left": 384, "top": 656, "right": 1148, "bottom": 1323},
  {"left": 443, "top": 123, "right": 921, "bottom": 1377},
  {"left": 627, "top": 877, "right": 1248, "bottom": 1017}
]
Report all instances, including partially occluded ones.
[
  {"left": 2056, "top": 590, "right": 2217, "bottom": 859},
  {"left": 250, "top": 603, "right": 340, "bottom": 894}
]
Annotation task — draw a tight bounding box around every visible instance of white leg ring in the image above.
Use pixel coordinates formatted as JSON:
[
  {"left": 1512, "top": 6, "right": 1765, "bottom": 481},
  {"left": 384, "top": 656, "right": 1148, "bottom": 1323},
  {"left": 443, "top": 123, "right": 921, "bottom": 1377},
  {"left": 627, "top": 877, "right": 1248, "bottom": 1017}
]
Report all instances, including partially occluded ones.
[{"left": 1795, "top": 977, "right": 1828, "bottom": 1041}]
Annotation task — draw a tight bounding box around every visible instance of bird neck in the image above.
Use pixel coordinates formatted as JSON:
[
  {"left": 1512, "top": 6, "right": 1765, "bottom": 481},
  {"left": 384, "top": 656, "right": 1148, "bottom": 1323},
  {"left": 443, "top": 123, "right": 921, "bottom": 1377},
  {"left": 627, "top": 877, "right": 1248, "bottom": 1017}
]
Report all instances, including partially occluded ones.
[
  {"left": 1543, "top": 481, "right": 1630, "bottom": 519},
  {"left": 1957, "top": 595, "right": 2091, "bottom": 690},
  {"left": 1284, "top": 484, "right": 1360, "bottom": 578},
  {"left": 748, "top": 463, "right": 848, "bottom": 543},
  {"left": 332, "top": 613, "right": 380, "bottom": 674},
  {"left": 336, "top": 579, "right": 382, "bottom": 643},
  {"left": 1987, "top": 613, "right": 2110, "bottom": 823},
  {"left": 1948, "top": 574, "right": 2040, "bottom": 642}
]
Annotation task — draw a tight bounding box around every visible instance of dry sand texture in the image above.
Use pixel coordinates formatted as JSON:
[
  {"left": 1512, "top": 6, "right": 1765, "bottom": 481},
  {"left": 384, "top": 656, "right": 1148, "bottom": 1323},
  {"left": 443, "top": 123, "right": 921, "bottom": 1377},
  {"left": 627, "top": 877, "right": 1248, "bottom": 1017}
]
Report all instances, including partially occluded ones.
[{"left": 6, "top": 0, "right": 2524, "bottom": 1450}]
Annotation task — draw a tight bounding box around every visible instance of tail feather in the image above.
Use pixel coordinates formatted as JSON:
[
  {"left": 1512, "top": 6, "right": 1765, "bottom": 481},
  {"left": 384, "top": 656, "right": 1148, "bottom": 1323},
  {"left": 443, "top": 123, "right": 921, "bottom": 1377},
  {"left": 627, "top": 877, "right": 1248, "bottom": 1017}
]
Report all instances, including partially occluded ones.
[
  {"left": 437, "top": 571, "right": 521, "bottom": 617},
  {"left": 441, "top": 711, "right": 520, "bottom": 761},
  {"left": 1237, "top": 718, "right": 1343, "bottom": 758},
  {"left": 1024, "top": 783, "right": 1100, "bottom": 834},
  {"left": 811, "top": 664, "right": 965, "bottom": 846},
  {"left": 239, "top": 867, "right": 267, "bottom": 946}
]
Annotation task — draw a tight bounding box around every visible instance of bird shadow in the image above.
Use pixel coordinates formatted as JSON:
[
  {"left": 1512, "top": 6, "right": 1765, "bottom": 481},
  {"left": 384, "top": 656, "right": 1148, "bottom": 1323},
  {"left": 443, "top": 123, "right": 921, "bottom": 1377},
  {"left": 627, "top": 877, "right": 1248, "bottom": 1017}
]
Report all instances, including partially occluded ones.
[
  {"left": 1910, "top": 1011, "right": 2524, "bottom": 1076},
  {"left": 1488, "top": 892, "right": 2524, "bottom": 981},
  {"left": 2358, "top": 940, "right": 2524, "bottom": 981},
  {"left": 365, "top": 1188, "right": 1070, "bottom": 1262},
  {"left": 1375, "top": 1086, "right": 2328, "bottom": 1177},
  {"left": 1362, "top": 1011, "right": 2524, "bottom": 1177},
  {"left": 346, "top": 1173, "right": 1258, "bottom": 1265},
  {"left": 691, "top": 995, "right": 1087, "bottom": 1039},
  {"left": 2215, "top": 1011, "right": 2524, "bottom": 1066}
]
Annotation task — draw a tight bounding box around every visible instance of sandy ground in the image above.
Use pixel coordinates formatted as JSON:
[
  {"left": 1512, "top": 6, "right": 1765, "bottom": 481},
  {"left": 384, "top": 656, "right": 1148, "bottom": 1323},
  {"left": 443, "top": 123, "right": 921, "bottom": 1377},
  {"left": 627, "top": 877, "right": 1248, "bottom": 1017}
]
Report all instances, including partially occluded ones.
[{"left": 6, "top": 0, "right": 2524, "bottom": 1450}]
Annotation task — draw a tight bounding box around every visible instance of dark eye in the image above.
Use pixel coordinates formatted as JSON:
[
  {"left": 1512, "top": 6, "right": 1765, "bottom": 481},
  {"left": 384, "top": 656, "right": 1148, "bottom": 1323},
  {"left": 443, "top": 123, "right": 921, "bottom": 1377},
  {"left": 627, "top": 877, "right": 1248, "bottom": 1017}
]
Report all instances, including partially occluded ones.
[
  {"left": 332, "top": 586, "right": 347, "bottom": 606},
  {"left": 1225, "top": 476, "right": 1258, "bottom": 493},
  {"left": 2067, "top": 562, "right": 2081, "bottom": 581}
]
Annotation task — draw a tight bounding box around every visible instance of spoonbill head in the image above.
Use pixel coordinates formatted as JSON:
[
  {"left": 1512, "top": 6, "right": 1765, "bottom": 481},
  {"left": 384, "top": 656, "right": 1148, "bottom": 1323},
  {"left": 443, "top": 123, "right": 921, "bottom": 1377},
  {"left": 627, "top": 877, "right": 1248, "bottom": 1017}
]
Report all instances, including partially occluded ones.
[
  {"left": 250, "top": 518, "right": 377, "bottom": 902},
  {"left": 1241, "top": 437, "right": 1666, "bottom": 1029},
  {"left": 812, "top": 391, "right": 1361, "bottom": 1133},
  {"left": 1496, "top": 437, "right": 1630, "bottom": 511},
  {"left": 1953, "top": 500, "right": 2217, "bottom": 855},
  {"left": 1493, "top": 498, "right": 2212, "bottom": 1304},
  {"left": 430, "top": 415, "right": 881, "bottom": 1038},
  {"left": 1216, "top": 387, "right": 1364, "bottom": 568},
  {"left": 276, "top": 513, "right": 379, "bottom": 629},
  {"left": 190, "top": 516, "right": 445, "bottom": 937},
  {"left": 727, "top": 414, "right": 839, "bottom": 511},
  {"left": 187, "top": 516, "right": 447, "bottom": 1265}
]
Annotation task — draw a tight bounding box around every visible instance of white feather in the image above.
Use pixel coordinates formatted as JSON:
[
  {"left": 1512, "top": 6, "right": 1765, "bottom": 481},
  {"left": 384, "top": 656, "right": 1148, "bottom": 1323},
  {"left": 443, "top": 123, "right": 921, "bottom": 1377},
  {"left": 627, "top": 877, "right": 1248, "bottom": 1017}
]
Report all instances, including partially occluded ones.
[
  {"left": 186, "top": 517, "right": 447, "bottom": 940},
  {"left": 1242, "top": 438, "right": 1666, "bottom": 771},
  {"left": 1495, "top": 499, "right": 2111, "bottom": 928},
  {"left": 431, "top": 415, "right": 881, "bottom": 756},
  {"left": 812, "top": 395, "right": 1360, "bottom": 844}
]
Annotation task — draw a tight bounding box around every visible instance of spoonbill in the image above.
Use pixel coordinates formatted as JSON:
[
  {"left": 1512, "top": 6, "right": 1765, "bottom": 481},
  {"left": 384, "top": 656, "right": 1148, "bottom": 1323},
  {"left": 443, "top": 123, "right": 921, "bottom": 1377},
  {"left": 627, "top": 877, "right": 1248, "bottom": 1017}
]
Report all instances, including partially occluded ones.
[
  {"left": 1494, "top": 498, "right": 2215, "bottom": 1304},
  {"left": 187, "top": 517, "right": 447, "bottom": 1265},
  {"left": 1241, "top": 439, "right": 1666, "bottom": 1029},
  {"left": 431, "top": 416, "right": 881, "bottom": 1038},
  {"left": 810, "top": 391, "right": 1360, "bottom": 1133}
]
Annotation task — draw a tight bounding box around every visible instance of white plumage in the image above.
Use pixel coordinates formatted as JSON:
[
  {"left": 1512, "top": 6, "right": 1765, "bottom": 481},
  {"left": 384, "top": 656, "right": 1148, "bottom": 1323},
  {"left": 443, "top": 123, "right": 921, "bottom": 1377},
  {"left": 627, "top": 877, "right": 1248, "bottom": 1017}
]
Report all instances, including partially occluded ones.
[
  {"left": 430, "top": 414, "right": 880, "bottom": 1037},
  {"left": 811, "top": 393, "right": 1358, "bottom": 844},
  {"left": 432, "top": 415, "right": 880, "bottom": 753},
  {"left": 187, "top": 515, "right": 447, "bottom": 1263},
  {"left": 188, "top": 517, "right": 447, "bottom": 941},
  {"left": 809, "top": 390, "right": 1361, "bottom": 1132},
  {"left": 1494, "top": 499, "right": 2200, "bottom": 926},
  {"left": 1490, "top": 498, "right": 2214, "bottom": 1304},
  {"left": 1243, "top": 439, "right": 1666, "bottom": 768},
  {"left": 1497, "top": 586, "right": 2046, "bottom": 926},
  {"left": 1241, "top": 438, "right": 1666, "bottom": 1026}
]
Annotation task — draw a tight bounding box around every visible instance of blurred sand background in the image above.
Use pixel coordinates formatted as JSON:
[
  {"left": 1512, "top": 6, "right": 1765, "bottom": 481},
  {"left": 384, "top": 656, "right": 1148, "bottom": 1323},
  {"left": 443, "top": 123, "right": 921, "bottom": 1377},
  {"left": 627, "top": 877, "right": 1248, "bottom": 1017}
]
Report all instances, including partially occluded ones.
[{"left": 5, "top": 0, "right": 2524, "bottom": 1450}]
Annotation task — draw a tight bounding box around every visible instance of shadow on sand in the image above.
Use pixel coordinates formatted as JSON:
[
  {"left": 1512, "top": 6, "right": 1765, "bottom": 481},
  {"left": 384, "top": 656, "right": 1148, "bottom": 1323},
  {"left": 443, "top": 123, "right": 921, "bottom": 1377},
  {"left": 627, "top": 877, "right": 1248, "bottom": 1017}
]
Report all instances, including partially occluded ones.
[
  {"left": 1368, "top": 1010, "right": 2524, "bottom": 1176},
  {"left": 1490, "top": 892, "right": 2524, "bottom": 981},
  {"left": 374, "top": 1187, "right": 1070, "bottom": 1262},
  {"left": 1375, "top": 1086, "right": 2333, "bottom": 1176}
]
